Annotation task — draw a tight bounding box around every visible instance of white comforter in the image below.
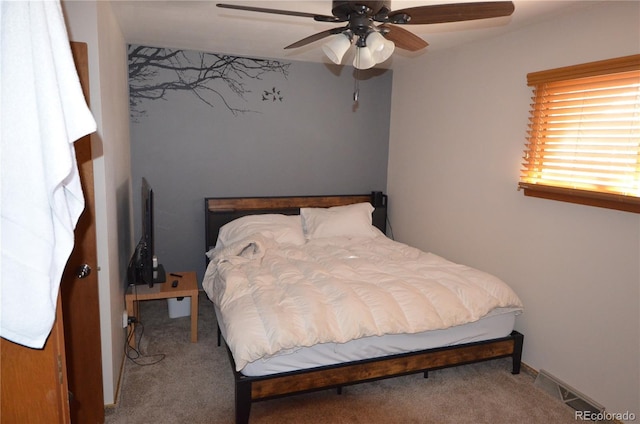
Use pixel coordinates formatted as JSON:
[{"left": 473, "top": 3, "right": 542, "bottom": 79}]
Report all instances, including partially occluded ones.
[{"left": 202, "top": 235, "right": 523, "bottom": 371}]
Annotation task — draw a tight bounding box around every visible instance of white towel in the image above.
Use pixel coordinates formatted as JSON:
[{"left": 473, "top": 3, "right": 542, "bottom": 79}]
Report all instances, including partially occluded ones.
[{"left": 1, "top": 1, "right": 97, "bottom": 348}]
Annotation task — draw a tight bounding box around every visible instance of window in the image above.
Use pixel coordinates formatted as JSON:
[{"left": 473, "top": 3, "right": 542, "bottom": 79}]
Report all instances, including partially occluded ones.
[{"left": 519, "top": 54, "right": 640, "bottom": 213}]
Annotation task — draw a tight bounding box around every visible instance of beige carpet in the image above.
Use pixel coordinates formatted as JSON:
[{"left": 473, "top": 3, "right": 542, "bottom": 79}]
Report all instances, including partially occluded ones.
[{"left": 105, "top": 293, "right": 578, "bottom": 424}]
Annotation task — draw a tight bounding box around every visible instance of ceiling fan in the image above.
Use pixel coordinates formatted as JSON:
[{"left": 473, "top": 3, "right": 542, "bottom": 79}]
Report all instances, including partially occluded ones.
[{"left": 216, "top": 1, "right": 515, "bottom": 69}]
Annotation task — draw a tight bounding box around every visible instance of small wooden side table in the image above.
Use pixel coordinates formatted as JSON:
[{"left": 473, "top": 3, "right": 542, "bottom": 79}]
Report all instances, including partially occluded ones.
[{"left": 125, "top": 270, "right": 199, "bottom": 349}]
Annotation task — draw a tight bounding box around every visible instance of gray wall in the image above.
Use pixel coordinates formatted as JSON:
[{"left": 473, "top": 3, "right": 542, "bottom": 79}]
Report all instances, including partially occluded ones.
[{"left": 130, "top": 47, "right": 392, "bottom": 281}]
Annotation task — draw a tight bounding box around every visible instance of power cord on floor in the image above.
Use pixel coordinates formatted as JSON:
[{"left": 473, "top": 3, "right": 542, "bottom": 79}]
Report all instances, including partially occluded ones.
[
  {"left": 124, "top": 284, "right": 166, "bottom": 366},
  {"left": 125, "top": 318, "right": 166, "bottom": 366}
]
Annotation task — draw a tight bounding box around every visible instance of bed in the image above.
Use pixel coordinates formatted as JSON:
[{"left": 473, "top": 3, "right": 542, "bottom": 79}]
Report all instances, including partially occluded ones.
[{"left": 203, "top": 193, "right": 524, "bottom": 424}]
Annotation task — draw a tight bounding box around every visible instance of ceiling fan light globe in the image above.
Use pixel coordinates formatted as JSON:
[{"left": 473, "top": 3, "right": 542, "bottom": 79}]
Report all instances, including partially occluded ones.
[
  {"left": 379, "top": 39, "right": 395, "bottom": 62},
  {"left": 322, "top": 34, "right": 352, "bottom": 64},
  {"left": 353, "top": 46, "right": 376, "bottom": 70},
  {"left": 367, "top": 31, "right": 395, "bottom": 63}
]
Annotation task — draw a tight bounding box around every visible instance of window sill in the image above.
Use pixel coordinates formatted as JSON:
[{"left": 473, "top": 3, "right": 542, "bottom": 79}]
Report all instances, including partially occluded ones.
[{"left": 518, "top": 183, "right": 640, "bottom": 214}]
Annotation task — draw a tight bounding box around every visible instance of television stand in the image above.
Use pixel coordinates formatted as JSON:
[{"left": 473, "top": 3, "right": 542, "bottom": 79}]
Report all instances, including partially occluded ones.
[{"left": 125, "top": 270, "right": 199, "bottom": 350}]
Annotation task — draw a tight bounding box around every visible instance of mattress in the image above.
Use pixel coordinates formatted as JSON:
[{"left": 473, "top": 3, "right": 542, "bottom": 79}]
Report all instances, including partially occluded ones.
[
  {"left": 204, "top": 233, "right": 523, "bottom": 371},
  {"left": 216, "top": 305, "right": 521, "bottom": 376}
]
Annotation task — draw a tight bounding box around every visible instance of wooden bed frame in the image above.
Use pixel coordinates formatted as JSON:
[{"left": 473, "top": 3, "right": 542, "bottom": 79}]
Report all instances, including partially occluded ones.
[{"left": 205, "top": 194, "right": 524, "bottom": 424}]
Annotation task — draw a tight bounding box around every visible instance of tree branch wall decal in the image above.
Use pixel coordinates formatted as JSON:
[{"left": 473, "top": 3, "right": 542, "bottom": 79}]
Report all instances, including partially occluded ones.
[{"left": 128, "top": 45, "right": 290, "bottom": 120}]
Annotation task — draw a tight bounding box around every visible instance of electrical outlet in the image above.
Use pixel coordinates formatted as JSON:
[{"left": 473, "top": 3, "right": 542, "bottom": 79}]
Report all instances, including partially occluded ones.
[{"left": 122, "top": 310, "right": 128, "bottom": 328}]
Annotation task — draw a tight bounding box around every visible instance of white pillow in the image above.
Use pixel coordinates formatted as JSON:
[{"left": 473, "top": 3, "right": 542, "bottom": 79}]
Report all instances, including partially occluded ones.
[
  {"left": 301, "top": 202, "right": 379, "bottom": 239},
  {"left": 216, "top": 214, "right": 305, "bottom": 247}
]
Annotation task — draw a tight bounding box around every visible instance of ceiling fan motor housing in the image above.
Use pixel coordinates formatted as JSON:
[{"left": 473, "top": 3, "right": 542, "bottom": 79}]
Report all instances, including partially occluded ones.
[
  {"left": 332, "top": 1, "right": 391, "bottom": 44},
  {"left": 331, "top": 1, "right": 391, "bottom": 20}
]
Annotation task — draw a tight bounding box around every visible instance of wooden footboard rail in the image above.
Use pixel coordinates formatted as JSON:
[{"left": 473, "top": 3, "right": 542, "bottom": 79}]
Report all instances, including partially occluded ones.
[{"left": 227, "top": 331, "right": 524, "bottom": 424}]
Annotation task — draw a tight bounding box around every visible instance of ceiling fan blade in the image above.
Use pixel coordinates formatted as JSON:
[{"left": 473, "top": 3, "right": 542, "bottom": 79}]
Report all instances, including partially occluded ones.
[
  {"left": 380, "top": 25, "right": 428, "bottom": 52},
  {"left": 216, "top": 3, "right": 341, "bottom": 22},
  {"left": 388, "top": 1, "right": 515, "bottom": 25},
  {"left": 285, "top": 28, "right": 344, "bottom": 49}
]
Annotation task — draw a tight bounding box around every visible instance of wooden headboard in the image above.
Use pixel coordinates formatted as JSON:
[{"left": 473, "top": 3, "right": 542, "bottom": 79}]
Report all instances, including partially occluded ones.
[{"left": 204, "top": 193, "right": 388, "bottom": 252}]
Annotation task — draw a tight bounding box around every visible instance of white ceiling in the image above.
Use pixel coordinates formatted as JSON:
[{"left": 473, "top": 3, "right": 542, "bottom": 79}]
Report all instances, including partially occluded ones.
[{"left": 111, "top": 0, "right": 596, "bottom": 68}]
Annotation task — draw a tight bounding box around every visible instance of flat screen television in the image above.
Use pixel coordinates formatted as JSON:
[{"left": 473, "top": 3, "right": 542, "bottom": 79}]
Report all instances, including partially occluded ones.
[{"left": 127, "top": 177, "right": 165, "bottom": 287}]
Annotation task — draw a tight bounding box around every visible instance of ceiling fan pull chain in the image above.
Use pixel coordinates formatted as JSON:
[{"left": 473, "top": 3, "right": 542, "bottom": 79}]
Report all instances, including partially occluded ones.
[
  {"left": 353, "top": 79, "right": 359, "bottom": 102},
  {"left": 353, "top": 67, "right": 359, "bottom": 103}
]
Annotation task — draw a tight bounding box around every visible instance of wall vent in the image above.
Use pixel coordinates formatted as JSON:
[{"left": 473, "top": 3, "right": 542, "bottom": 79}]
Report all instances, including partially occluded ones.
[{"left": 534, "top": 369, "right": 605, "bottom": 416}]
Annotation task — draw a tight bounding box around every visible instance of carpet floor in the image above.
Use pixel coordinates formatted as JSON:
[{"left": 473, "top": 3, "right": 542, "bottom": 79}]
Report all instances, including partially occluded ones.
[{"left": 105, "top": 293, "right": 578, "bottom": 424}]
